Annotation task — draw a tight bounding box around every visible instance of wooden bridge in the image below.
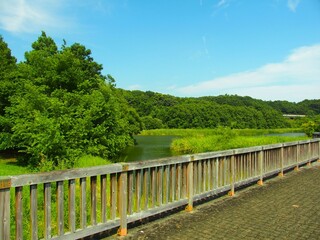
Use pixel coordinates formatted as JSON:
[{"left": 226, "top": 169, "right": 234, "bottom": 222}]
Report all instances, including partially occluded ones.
[{"left": 0, "top": 139, "right": 319, "bottom": 239}]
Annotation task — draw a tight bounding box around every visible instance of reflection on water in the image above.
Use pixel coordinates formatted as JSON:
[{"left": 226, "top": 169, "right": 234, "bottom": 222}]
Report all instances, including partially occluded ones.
[
  {"left": 119, "top": 135, "right": 178, "bottom": 162},
  {"left": 119, "top": 132, "right": 306, "bottom": 162},
  {"left": 264, "top": 132, "right": 306, "bottom": 137}
]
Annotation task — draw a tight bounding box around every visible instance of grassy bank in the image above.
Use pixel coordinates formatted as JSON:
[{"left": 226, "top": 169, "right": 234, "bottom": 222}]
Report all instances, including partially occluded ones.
[
  {"left": 171, "top": 128, "right": 307, "bottom": 154},
  {"left": 140, "top": 128, "right": 303, "bottom": 137},
  {"left": 140, "top": 128, "right": 307, "bottom": 155},
  {"left": 171, "top": 135, "right": 309, "bottom": 154},
  {"left": 0, "top": 154, "right": 111, "bottom": 176}
]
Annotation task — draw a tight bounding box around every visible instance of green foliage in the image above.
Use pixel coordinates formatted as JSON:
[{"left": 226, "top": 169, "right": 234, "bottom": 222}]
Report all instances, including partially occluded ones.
[
  {"left": 302, "top": 121, "right": 317, "bottom": 137},
  {"left": 170, "top": 128, "right": 309, "bottom": 154},
  {"left": 267, "top": 99, "right": 320, "bottom": 115},
  {"left": 0, "top": 33, "right": 142, "bottom": 168},
  {"left": 122, "top": 91, "right": 290, "bottom": 129},
  {"left": 141, "top": 116, "right": 166, "bottom": 129}
]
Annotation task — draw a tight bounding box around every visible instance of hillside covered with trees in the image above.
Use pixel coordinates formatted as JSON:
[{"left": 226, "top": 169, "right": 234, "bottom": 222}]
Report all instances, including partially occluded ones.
[{"left": 120, "top": 90, "right": 320, "bottom": 130}]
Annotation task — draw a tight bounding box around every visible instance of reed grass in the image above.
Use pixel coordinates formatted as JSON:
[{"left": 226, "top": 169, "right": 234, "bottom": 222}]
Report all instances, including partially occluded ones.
[
  {"left": 170, "top": 130, "right": 308, "bottom": 154},
  {"left": 140, "top": 128, "right": 302, "bottom": 137}
]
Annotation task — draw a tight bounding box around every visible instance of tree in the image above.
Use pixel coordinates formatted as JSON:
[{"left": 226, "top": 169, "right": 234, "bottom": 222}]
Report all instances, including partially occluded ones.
[
  {"left": 0, "top": 36, "right": 18, "bottom": 150},
  {"left": 2, "top": 32, "right": 142, "bottom": 167}
]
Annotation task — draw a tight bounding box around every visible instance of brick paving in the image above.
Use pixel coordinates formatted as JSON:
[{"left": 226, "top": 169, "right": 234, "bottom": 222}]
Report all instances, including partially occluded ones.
[{"left": 105, "top": 163, "right": 320, "bottom": 240}]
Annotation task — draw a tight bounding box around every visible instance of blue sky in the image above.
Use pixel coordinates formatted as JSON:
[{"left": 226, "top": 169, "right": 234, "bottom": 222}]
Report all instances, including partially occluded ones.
[{"left": 1, "top": 0, "right": 319, "bottom": 102}]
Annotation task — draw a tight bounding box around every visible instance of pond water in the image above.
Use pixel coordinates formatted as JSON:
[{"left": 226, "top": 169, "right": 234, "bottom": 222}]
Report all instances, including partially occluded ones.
[
  {"left": 264, "top": 132, "right": 306, "bottom": 137},
  {"left": 119, "top": 135, "right": 178, "bottom": 162},
  {"left": 119, "top": 132, "right": 306, "bottom": 162}
]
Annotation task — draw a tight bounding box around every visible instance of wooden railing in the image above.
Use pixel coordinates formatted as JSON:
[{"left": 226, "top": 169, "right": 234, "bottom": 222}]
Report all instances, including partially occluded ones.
[{"left": 0, "top": 139, "right": 319, "bottom": 239}]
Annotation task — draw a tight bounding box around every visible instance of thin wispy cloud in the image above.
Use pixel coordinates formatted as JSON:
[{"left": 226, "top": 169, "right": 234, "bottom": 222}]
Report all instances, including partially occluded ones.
[
  {"left": 0, "top": 0, "right": 71, "bottom": 34},
  {"left": 202, "top": 36, "right": 210, "bottom": 57},
  {"left": 177, "top": 44, "right": 320, "bottom": 101},
  {"left": 287, "top": 0, "right": 300, "bottom": 12},
  {"left": 217, "top": 0, "right": 229, "bottom": 8}
]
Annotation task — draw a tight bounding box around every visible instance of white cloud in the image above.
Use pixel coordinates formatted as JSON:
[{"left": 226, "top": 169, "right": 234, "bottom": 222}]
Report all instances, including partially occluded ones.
[
  {"left": 0, "top": 0, "right": 71, "bottom": 34},
  {"left": 287, "top": 0, "right": 300, "bottom": 12},
  {"left": 128, "top": 84, "right": 142, "bottom": 90},
  {"left": 177, "top": 44, "right": 320, "bottom": 101},
  {"left": 217, "top": 0, "right": 229, "bottom": 8}
]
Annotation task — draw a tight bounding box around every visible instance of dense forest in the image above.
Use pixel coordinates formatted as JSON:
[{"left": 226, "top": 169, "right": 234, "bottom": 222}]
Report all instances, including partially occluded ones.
[
  {"left": 120, "top": 90, "right": 320, "bottom": 130},
  {"left": 1, "top": 32, "right": 319, "bottom": 168}
]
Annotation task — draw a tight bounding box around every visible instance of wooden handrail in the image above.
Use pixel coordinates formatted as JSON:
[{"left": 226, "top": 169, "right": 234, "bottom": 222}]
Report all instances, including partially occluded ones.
[{"left": 0, "top": 139, "right": 319, "bottom": 239}]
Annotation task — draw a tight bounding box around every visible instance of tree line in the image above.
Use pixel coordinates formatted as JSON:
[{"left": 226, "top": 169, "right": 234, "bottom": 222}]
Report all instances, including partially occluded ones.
[{"left": 120, "top": 90, "right": 320, "bottom": 130}]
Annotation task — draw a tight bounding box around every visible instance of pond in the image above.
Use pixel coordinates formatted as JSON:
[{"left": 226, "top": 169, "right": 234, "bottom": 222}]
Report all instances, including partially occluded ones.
[
  {"left": 119, "top": 132, "right": 307, "bottom": 162},
  {"left": 264, "top": 132, "right": 306, "bottom": 137},
  {"left": 119, "top": 135, "right": 178, "bottom": 162}
]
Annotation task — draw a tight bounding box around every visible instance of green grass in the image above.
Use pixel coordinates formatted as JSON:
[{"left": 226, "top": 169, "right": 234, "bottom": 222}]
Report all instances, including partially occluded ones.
[
  {"left": 0, "top": 154, "right": 112, "bottom": 177},
  {"left": 141, "top": 128, "right": 307, "bottom": 155},
  {"left": 171, "top": 135, "right": 309, "bottom": 154},
  {"left": 0, "top": 156, "right": 30, "bottom": 176},
  {"left": 140, "top": 128, "right": 303, "bottom": 137},
  {"left": 74, "top": 155, "right": 113, "bottom": 168}
]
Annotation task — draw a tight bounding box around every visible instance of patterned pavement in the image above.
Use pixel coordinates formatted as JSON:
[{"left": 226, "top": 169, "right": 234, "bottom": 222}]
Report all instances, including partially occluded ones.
[{"left": 104, "top": 162, "right": 320, "bottom": 240}]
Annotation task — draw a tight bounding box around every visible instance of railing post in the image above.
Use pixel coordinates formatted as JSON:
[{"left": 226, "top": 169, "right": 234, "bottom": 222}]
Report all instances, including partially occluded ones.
[
  {"left": 0, "top": 178, "right": 11, "bottom": 240},
  {"left": 118, "top": 167, "right": 128, "bottom": 236},
  {"left": 318, "top": 139, "right": 320, "bottom": 162},
  {"left": 257, "top": 148, "right": 264, "bottom": 186},
  {"left": 186, "top": 156, "right": 194, "bottom": 212},
  {"left": 307, "top": 141, "right": 312, "bottom": 166},
  {"left": 228, "top": 153, "right": 235, "bottom": 196},
  {"left": 279, "top": 145, "right": 284, "bottom": 177},
  {"left": 295, "top": 142, "right": 300, "bottom": 171}
]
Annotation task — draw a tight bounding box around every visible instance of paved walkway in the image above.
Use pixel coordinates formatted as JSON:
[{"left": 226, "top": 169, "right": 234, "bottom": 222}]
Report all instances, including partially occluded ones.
[{"left": 106, "top": 163, "right": 320, "bottom": 240}]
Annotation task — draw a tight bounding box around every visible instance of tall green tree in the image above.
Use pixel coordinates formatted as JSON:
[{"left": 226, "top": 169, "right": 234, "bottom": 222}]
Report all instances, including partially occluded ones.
[
  {"left": 2, "top": 32, "right": 141, "bottom": 167},
  {"left": 0, "top": 36, "right": 18, "bottom": 150}
]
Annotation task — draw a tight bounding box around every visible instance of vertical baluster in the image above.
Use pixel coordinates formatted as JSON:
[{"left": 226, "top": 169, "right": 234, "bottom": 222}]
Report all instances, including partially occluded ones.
[
  {"left": 164, "top": 165, "right": 169, "bottom": 204},
  {"left": 0, "top": 185, "right": 10, "bottom": 240},
  {"left": 151, "top": 168, "right": 156, "bottom": 208},
  {"left": 176, "top": 164, "right": 181, "bottom": 200},
  {"left": 16, "top": 186, "right": 23, "bottom": 240},
  {"left": 110, "top": 173, "right": 117, "bottom": 219},
  {"left": 186, "top": 157, "right": 194, "bottom": 212},
  {"left": 215, "top": 159, "right": 219, "bottom": 188},
  {"left": 127, "top": 172, "right": 133, "bottom": 215},
  {"left": 101, "top": 175, "right": 107, "bottom": 223},
  {"left": 203, "top": 160, "right": 207, "bottom": 192},
  {"left": 30, "top": 185, "right": 38, "bottom": 239},
  {"left": 207, "top": 159, "right": 212, "bottom": 191},
  {"left": 157, "top": 166, "right": 163, "bottom": 206},
  {"left": 198, "top": 161, "right": 202, "bottom": 194},
  {"left": 170, "top": 165, "right": 176, "bottom": 202},
  {"left": 80, "top": 177, "right": 87, "bottom": 229},
  {"left": 229, "top": 154, "right": 235, "bottom": 196},
  {"left": 117, "top": 171, "right": 128, "bottom": 236},
  {"left": 91, "top": 176, "right": 97, "bottom": 225},
  {"left": 57, "top": 181, "right": 64, "bottom": 236},
  {"left": 69, "top": 179, "right": 76, "bottom": 233},
  {"left": 44, "top": 183, "right": 51, "bottom": 239},
  {"left": 224, "top": 157, "right": 228, "bottom": 185},
  {"left": 143, "top": 168, "right": 149, "bottom": 210},
  {"left": 182, "top": 164, "right": 187, "bottom": 198},
  {"left": 135, "top": 170, "right": 141, "bottom": 212},
  {"left": 193, "top": 162, "right": 198, "bottom": 195},
  {"left": 258, "top": 149, "right": 264, "bottom": 185}
]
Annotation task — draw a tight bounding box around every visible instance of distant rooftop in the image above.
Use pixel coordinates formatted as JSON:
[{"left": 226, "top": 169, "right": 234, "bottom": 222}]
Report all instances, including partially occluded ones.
[{"left": 283, "top": 114, "right": 306, "bottom": 118}]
